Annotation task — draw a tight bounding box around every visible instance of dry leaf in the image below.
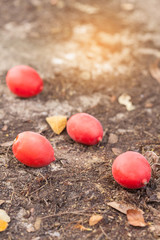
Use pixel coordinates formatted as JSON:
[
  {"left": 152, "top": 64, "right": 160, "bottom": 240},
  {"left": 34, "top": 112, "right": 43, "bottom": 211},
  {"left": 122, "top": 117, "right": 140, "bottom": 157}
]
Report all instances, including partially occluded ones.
[
  {"left": 127, "top": 209, "right": 147, "bottom": 227},
  {"left": 107, "top": 202, "right": 144, "bottom": 215},
  {"left": 89, "top": 214, "right": 103, "bottom": 226},
  {"left": 46, "top": 115, "right": 67, "bottom": 135},
  {"left": 112, "top": 148, "right": 123, "bottom": 156},
  {"left": 0, "top": 219, "right": 8, "bottom": 232},
  {"left": 0, "top": 209, "right": 10, "bottom": 222},
  {"left": 108, "top": 133, "right": 118, "bottom": 144},
  {"left": 150, "top": 59, "right": 160, "bottom": 84},
  {"left": 34, "top": 217, "right": 42, "bottom": 230},
  {"left": 74, "top": 224, "right": 92, "bottom": 231},
  {"left": 118, "top": 93, "right": 135, "bottom": 111}
]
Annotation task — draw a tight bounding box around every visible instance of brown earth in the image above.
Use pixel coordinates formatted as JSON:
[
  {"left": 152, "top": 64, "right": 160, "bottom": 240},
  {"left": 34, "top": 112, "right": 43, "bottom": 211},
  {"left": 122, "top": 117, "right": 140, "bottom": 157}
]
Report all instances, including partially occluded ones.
[{"left": 0, "top": 0, "right": 160, "bottom": 239}]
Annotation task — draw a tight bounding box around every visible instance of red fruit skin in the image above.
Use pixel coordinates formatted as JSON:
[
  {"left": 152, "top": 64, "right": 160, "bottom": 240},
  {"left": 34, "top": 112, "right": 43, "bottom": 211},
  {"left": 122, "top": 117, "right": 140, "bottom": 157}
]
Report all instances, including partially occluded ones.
[
  {"left": 6, "top": 65, "right": 43, "bottom": 98},
  {"left": 112, "top": 151, "right": 151, "bottom": 189},
  {"left": 67, "top": 113, "right": 103, "bottom": 145},
  {"left": 12, "top": 131, "right": 55, "bottom": 168}
]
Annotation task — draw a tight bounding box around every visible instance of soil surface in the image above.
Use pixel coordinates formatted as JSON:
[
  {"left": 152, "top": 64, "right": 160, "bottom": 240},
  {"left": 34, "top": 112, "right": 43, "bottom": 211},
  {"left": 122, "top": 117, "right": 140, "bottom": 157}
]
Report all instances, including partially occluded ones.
[{"left": 0, "top": 0, "right": 160, "bottom": 239}]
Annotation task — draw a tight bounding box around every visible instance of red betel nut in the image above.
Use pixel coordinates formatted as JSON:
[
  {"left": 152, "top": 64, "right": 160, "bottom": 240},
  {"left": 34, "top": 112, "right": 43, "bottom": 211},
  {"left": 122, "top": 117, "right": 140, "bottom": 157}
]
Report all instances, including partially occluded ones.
[
  {"left": 67, "top": 113, "right": 103, "bottom": 145},
  {"left": 6, "top": 65, "right": 43, "bottom": 98},
  {"left": 112, "top": 151, "right": 151, "bottom": 189},
  {"left": 12, "top": 131, "right": 55, "bottom": 167}
]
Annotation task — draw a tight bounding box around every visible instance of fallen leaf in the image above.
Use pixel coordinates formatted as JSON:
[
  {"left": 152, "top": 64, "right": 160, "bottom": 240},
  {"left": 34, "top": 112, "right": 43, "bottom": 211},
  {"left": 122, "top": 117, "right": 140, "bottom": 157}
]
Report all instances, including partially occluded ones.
[
  {"left": 0, "top": 141, "right": 13, "bottom": 147},
  {"left": 108, "top": 133, "right": 118, "bottom": 144},
  {"left": 118, "top": 93, "right": 135, "bottom": 111},
  {"left": 0, "top": 219, "right": 8, "bottom": 232},
  {"left": 46, "top": 115, "right": 67, "bottom": 135},
  {"left": 112, "top": 148, "right": 123, "bottom": 156},
  {"left": 150, "top": 59, "right": 160, "bottom": 84},
  {"left": 127, "top": 209, "right": 147, "bottom": 227},
  {"left": 34, "top": 217, "right": 42, "bottom": 230},
  {"left": 74, "top": 224, "right": 92, "bottom": 231},
  {"left": 0, "top": 209, "right": 10, "bottom": 222},
  {"left": 107, "top": 202, "right": 144, "bottom": 215},
  {"left": 89, "top": 214, "right": 103, "bottom": 226}
]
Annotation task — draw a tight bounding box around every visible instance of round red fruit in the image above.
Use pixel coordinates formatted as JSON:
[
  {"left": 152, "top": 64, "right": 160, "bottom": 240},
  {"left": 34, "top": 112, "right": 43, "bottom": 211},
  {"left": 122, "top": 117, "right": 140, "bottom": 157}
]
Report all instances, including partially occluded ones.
[
  {"left": 12, "top": 131, "right": 55, "bottom": 167},
  {"left": 67, "top": 113, "right": 103, "bottom": 145},
  {"left": 112, "top": 151, "right": 151, "bottom": 189},
  {"left": 6, "top": 65, "right": 43, "bottom": 98}
]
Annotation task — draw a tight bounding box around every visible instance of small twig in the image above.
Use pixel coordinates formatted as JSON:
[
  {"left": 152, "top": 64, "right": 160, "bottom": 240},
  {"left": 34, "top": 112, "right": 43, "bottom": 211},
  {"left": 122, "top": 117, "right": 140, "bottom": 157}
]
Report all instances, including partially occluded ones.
[
  {"left": 96, "top": 233, "right": 104, "bottom": 240},
  {"left": 100, "top": 225, "right": 109, "bottom": 239},
  {"left": 40, "top": 211, "right": 92, "bottom": 219},
  {"left": 29, "top": 172, "right": 48, "bottom": 196}
]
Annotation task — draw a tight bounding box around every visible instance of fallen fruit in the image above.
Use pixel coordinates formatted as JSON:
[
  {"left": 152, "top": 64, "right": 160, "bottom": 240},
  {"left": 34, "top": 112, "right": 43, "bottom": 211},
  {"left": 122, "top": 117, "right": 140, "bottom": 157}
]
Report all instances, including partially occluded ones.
[
  {"left": 6, "top": 65, "right": 43, "bottom": 98},
  {"left": 12, "top": 131, "right": 55, "bottom": 167},
  {"left": 67, "top": 113, "right": 103, "bottom": 145},
  {"left": 112, "top": 151, "right": 151, "bottom": 189}
]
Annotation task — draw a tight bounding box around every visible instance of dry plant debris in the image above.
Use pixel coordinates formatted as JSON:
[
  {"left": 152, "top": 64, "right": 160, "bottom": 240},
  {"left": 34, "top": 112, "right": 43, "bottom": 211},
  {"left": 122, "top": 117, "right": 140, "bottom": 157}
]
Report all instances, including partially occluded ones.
[
  {"left": 34, "top": 217, "right": 42, "bottom": 231},
  {"left": 0, "top": 141, "right": 13, "bottom": 147},
  {"left": 46, "top": 115, "right": 67, "bottom": 135},
  {"left": 74, "top": 224, "right": 92, "bottom": 231},
  {"left": 126, "top": 209, "right": 147, "bottom": 227},
  {"left": 150, "top": 59, "right": 160, "bottom": 84},
  {"left": 107, "top": 202, "right": 144, "bottom": 215},
  {"left": 108, "top": 133, "right": 118, "bottom": 144},
  {"left": 0, "top": 201, "right": 5, "bottom": 206},
  {"left": 89, "top": 214, "right": 103, "bottom": 226},
  {"left": 118, "top": 93, "right": 135, "bottom": 111},
  {"left": 112, "top": 148, "right": 123, "bottom": 156}
]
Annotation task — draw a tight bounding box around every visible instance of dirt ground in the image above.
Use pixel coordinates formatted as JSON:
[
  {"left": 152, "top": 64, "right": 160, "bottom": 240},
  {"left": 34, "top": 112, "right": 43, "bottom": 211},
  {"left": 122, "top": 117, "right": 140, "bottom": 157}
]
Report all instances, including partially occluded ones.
[{"left": 0, "top": 0, "right": 160, "bottom": 239}]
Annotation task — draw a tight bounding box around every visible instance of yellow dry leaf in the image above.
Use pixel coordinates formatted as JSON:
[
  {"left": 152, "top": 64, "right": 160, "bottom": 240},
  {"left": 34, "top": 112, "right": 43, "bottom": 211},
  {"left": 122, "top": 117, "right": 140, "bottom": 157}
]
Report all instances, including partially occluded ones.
[
  {"left": 74, "top": 224, "right": 92, "bottom": 231},
  {"left": 89, "top": 214, "right": 103, "bottom": 226},
  {"left": 46, "top": 115, "right": 67, "bottom": 135},
  {"left": 0, "top": 219, "right": 8, "bottom": 232}
]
